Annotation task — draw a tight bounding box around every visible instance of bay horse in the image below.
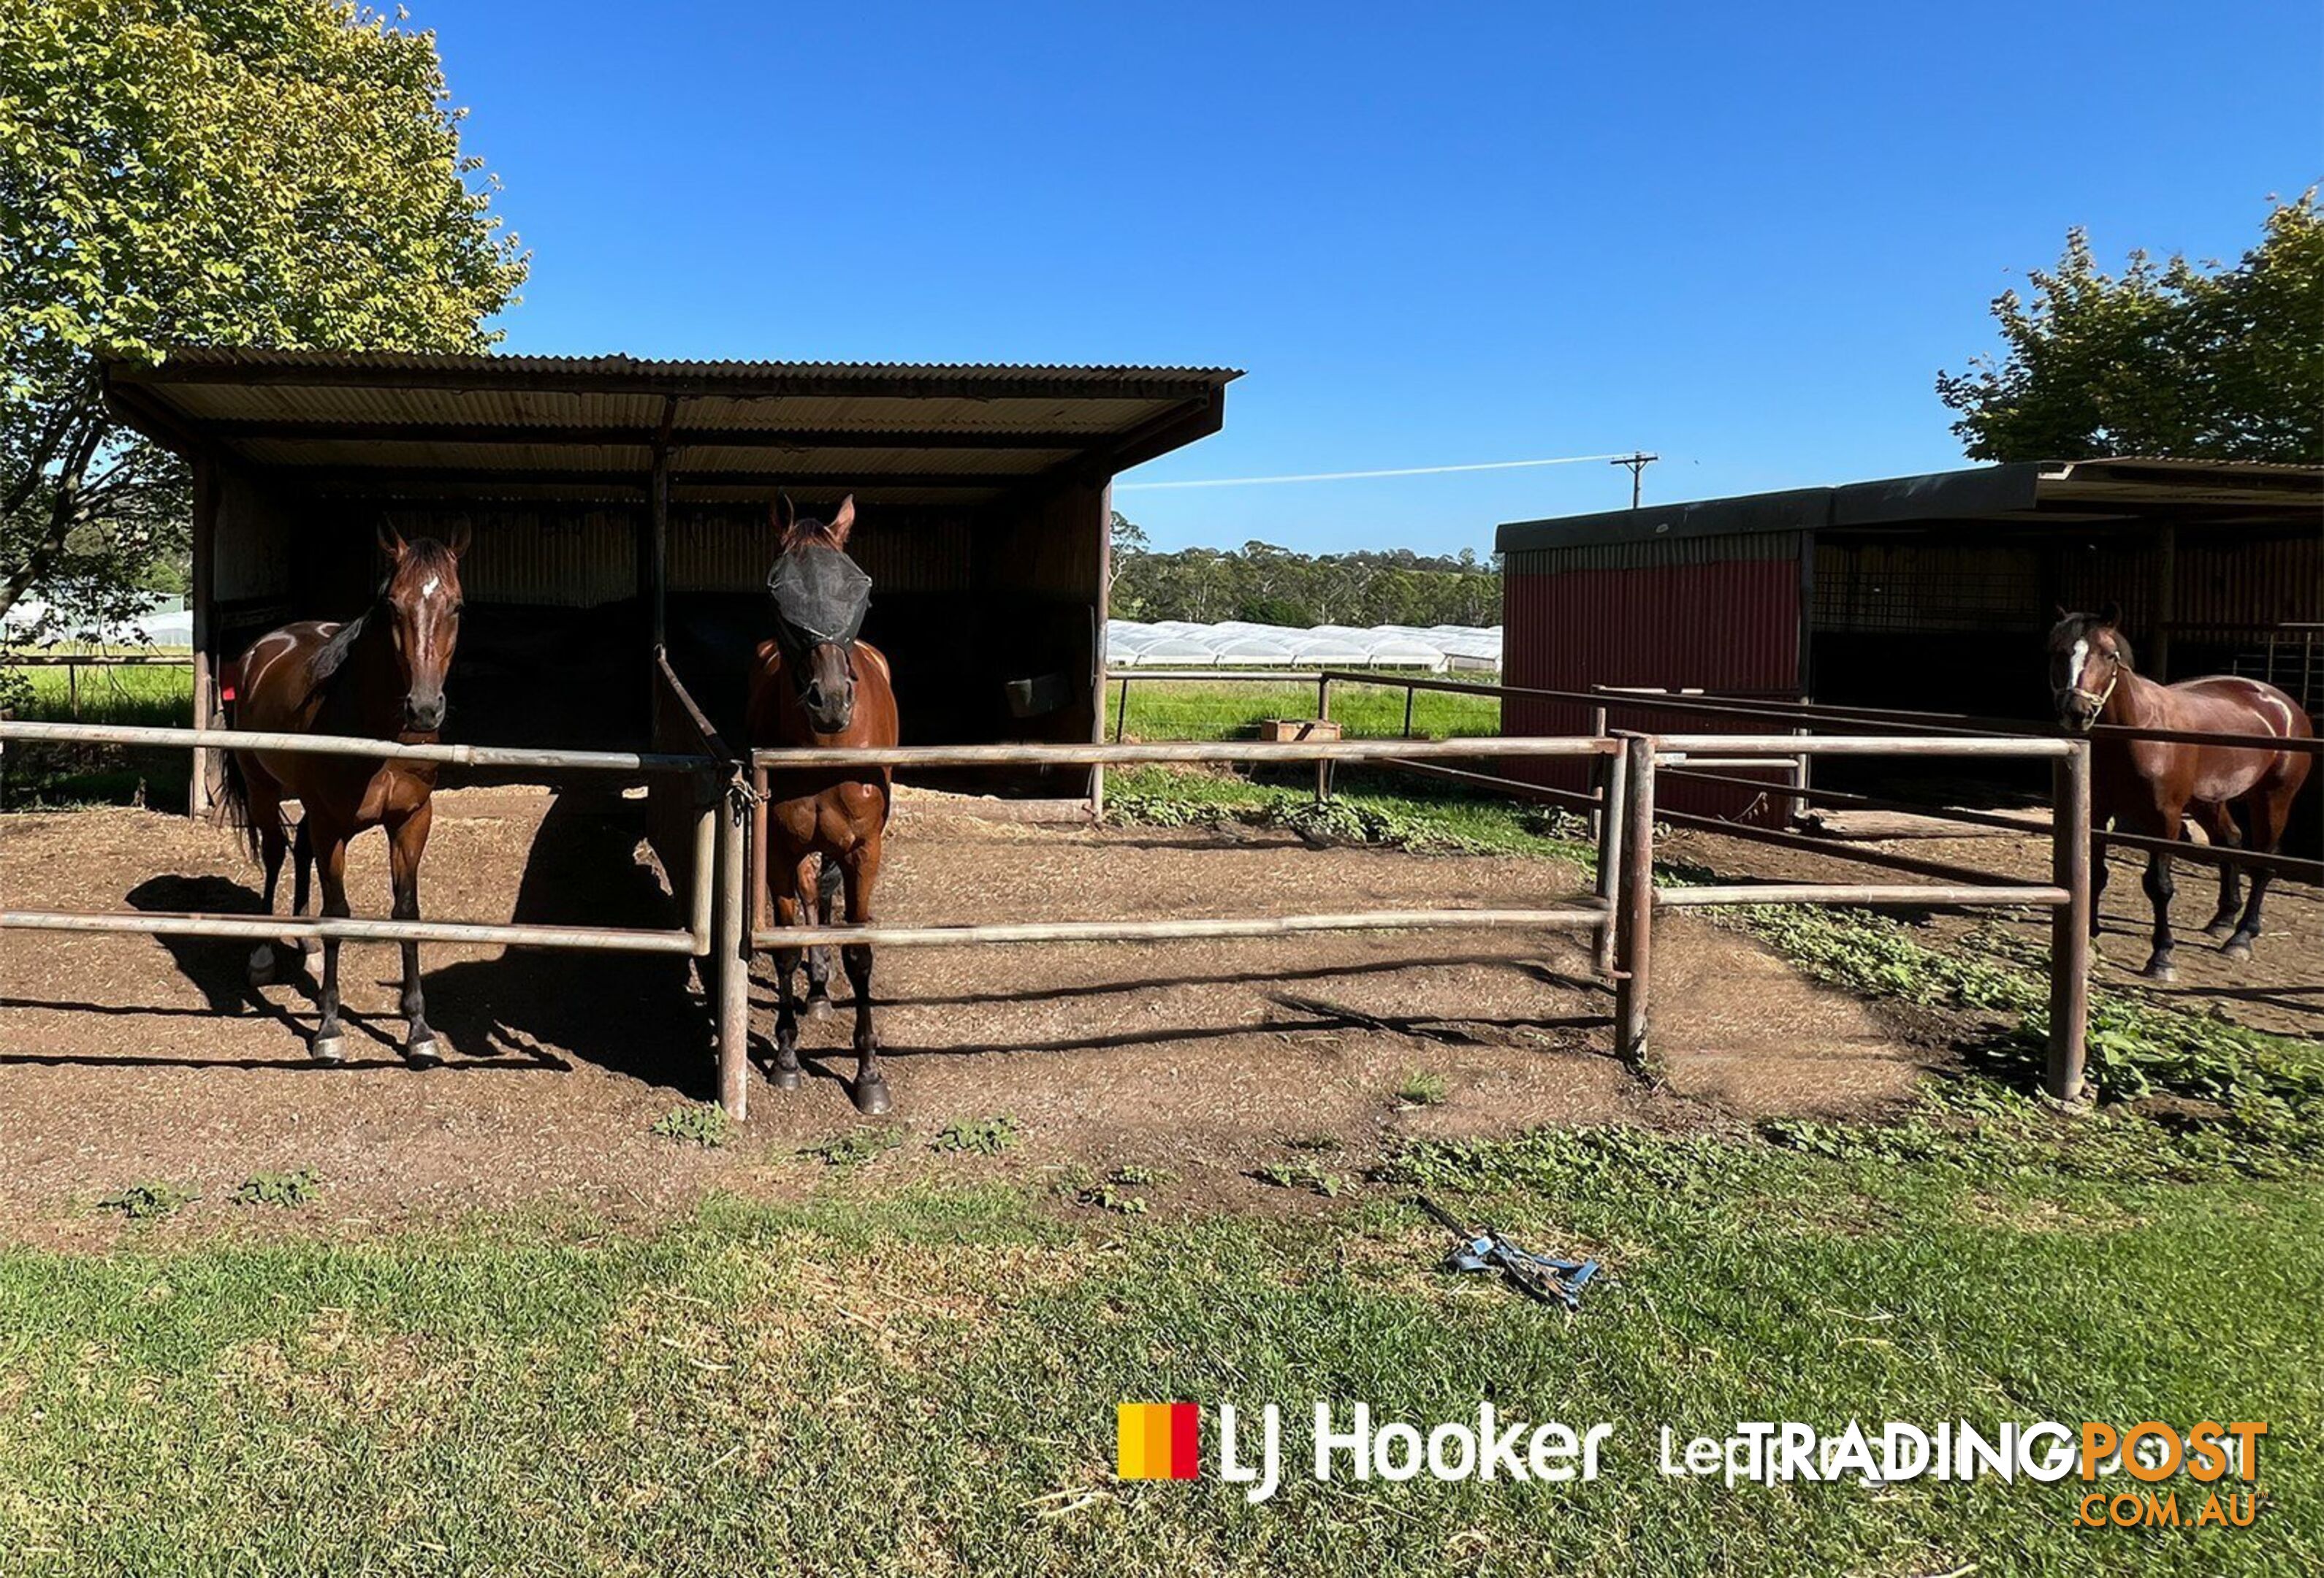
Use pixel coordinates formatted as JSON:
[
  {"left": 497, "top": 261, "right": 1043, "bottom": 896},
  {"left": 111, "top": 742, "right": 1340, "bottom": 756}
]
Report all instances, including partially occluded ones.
[
  {"left": 215, "top": 523, "right": 470, "bottom": 1063},
  {"left": 2049, "top": 604, "right": 2315, "bottom": 980},
  {"left": 745, "top": 493, "right": 900, "bottom": 1113}
]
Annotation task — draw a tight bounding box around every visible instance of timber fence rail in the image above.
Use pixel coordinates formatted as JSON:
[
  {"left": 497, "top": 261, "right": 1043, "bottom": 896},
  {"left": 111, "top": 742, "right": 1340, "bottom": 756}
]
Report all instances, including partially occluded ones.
[{"left": 0, "top": 717, "right": 723, "bottom": 961}]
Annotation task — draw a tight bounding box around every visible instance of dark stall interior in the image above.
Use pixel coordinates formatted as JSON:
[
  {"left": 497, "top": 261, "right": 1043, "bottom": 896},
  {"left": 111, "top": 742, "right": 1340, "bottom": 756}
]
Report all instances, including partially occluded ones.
[{"left": 104, "top": 351, "right": 1236, "bottom": 812}]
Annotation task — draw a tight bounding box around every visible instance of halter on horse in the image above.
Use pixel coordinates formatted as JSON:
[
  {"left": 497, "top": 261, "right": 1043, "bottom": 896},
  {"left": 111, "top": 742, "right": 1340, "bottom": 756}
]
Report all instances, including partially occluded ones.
[{"left": 2048, "top": 604, "right": 2315, "bottom": 978}]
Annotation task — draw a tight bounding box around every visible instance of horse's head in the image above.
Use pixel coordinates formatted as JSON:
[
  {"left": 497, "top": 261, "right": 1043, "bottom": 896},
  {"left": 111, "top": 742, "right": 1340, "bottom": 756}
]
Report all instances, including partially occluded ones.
[
  {"left": 767, "top": 492, "right": 871, "bottom": 734},
  {"left": 2048, "top": 602, "right": 2131, "bottom": 732},
  {"left": 377, "top": 522, "right": 470, "bottom": 733}
]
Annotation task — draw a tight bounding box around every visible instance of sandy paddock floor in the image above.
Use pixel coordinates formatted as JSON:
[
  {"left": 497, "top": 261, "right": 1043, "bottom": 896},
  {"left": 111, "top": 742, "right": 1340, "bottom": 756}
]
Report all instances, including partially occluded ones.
[{"left": 1, "top": 787, "right": 1938, "bottom": 1237}]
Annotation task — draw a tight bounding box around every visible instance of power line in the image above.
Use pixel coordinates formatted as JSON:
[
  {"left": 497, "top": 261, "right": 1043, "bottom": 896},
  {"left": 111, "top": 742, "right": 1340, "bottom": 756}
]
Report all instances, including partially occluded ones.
[{"left": 1117, "top": 453, "right": 1633, "bottom": 490}]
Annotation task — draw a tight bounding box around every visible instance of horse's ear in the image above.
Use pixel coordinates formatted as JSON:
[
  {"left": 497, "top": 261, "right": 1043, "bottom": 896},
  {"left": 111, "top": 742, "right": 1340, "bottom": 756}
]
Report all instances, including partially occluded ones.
[
  {"left": 2053, "top": 603, "right": 2071, "bottom": 622},
  {"left": 2099, "top": 600, "right": 2123, "bottom": 628},
  {"left": 772, "top": 492, "right": 796, "bottom": 537},
  {"left": 829, "top": 495, "right": 856, "bottom": 547},
  {"left": 446, "top": 522, "right": 473, "bottom": 559},
  {"left": 376, "top": 522, "right": 408, "bottom": 564}
]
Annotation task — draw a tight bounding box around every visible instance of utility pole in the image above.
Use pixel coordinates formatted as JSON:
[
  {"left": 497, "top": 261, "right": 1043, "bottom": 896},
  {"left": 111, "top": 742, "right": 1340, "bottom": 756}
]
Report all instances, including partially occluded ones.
[{"left": 1611, "top": 451, "right": 1658, "bottom": 509}]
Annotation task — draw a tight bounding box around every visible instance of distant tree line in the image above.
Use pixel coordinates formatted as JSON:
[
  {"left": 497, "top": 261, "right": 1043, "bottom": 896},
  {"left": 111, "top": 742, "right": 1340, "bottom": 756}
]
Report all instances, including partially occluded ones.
[{"left": 1108, "top": 514, "right": 1501, "bottom": 628}]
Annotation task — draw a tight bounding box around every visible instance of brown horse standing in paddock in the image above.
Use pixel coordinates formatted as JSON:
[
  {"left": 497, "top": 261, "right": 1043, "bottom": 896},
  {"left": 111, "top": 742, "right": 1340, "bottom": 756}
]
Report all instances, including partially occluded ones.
[
  {"left": 215, "top": 524, "right": 470, "bottom": 1064},
  {"left": 745, "top": 493, "right": 900, "bottom": 1113},
  {"left": 2049, "top": 605, "right": 2315, "bottom": 980}
]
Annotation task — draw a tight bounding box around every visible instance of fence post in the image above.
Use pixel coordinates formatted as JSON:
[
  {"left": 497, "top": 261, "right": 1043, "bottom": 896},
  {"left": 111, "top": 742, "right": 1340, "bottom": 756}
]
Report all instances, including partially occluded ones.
[
  {"left": 2048, "top": 740, "right": 2092, "bottom": 1103},
  {"left": 1586, "top": 703, "right": 1609, "bottom": 839},
  {"left": 1402, "top": 684, "right": 1416, "bottom": 739},
  {"left": 1592, "top": 741, "right": 1628, "bottom": 977},
  {"left": 1114, "top": 675, "right": 1130, "bottom": 744},
  {"left": 1314, "top": 673, "right": 1333, "bottom": 803},
  {"left": 1612, "top": 733, "right": 1656, "bottom": 1069},
  {"left": 715, "top": 771, "right": 753, "bottom": 1120}
]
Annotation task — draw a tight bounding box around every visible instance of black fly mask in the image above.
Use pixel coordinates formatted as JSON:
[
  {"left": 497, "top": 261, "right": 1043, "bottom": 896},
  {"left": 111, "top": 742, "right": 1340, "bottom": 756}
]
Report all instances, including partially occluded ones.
[{"left": 767, "top": 541, "right": 873, "bottom": 666}]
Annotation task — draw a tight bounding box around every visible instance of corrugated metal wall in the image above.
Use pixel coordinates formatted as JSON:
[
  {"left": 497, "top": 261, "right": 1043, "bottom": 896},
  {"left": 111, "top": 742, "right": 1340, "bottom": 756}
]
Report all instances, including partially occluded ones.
[
  {"left": 670, "top": 508, "right": 974, "bottom": 594},
  {"left": 1502, "top": 532, "right": 1802, "bottom": 819}
]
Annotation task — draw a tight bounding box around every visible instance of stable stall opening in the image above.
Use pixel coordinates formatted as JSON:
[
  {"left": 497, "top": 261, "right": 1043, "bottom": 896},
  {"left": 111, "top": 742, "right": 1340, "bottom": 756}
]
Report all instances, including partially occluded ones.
[{"left": 104, "top": 350, "right": 1238, "bottom": 807}]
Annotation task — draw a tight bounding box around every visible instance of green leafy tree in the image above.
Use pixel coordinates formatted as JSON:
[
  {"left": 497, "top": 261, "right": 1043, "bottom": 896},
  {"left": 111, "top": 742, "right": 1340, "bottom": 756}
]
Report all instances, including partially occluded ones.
[
  {"left": 0, "top": 0, "right": 528, "bottom": 627},
  {"left": 1105, "top": 511, "right": 1501, "bottom": 628},
  {"left": 1937, "top": 193, "right": 2322, "bottom": 463}
]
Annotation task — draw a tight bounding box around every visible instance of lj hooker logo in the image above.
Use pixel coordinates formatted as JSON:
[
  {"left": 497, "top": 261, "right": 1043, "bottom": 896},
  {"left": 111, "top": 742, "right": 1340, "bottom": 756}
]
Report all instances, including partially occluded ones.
[{"left": 1117, "top": 1402, "right": 1200, "bottom": 1482}]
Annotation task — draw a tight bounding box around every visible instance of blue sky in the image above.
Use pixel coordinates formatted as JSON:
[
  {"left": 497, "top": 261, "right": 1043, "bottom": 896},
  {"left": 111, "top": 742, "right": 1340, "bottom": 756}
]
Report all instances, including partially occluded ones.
[{"left": 429, "top": 2, "right": 2320, "bottom": 556}]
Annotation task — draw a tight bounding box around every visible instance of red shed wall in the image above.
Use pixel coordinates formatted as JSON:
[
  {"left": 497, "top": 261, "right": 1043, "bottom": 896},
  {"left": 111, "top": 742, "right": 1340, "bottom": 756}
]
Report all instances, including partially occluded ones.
[{"left": 1501, "top": 531, "right": 1803, "bottom": 820}]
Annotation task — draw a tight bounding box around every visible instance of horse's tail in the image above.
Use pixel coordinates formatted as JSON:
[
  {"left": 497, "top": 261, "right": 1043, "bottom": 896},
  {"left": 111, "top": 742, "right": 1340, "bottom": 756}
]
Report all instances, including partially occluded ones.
[{"left": 207, "top": 660, "right": 264, "bottom": 866}]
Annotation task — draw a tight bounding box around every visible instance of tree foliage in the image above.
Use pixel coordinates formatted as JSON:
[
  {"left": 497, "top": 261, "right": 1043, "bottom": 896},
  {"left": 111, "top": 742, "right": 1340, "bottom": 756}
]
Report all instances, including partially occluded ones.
[
  {"left": 1108, "top": 513, "right": 1499, "bottom": 628},
  {"left": 1936, "top": 193, "right": 2322, "bottom": 464},
  {"left": 0, "top": 0, "right": 528, "bottom": 628}
]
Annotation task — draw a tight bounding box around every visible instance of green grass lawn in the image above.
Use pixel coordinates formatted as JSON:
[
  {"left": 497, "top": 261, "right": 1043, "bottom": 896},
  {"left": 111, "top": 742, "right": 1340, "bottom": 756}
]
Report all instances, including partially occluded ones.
[
  {"left": 1, "top": 1149, "right": 2312, "bottom": 1575},
  {"left": 1108, "top": 674, "right": 1500, "bottom": 742},
  {"left": 1, "top": 655, "right": 193, "bottom": 808}
]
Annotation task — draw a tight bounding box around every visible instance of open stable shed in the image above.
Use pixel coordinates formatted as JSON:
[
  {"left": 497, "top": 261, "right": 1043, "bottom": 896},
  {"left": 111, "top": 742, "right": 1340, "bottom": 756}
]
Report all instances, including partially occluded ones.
[
  {"left": 104, "top": 348, "right": 1238, "bottom": 809},
  {"left": 1496, "top": 459, "right": 2324, "bottom": 816}
]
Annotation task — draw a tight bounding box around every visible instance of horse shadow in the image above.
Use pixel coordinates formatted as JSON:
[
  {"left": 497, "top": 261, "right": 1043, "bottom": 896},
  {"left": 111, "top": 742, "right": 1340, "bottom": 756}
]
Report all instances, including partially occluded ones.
[
  {"left": 417, "top": 790, "right": 715, "bottom": 1099},
  {"left": 125, "top": 873, "right": 315, "bottom": 1037}
]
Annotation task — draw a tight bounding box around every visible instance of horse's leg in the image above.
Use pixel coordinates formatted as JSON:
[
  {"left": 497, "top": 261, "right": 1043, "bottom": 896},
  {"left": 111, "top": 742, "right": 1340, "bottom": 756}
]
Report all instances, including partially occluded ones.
[
  {"left": 309, "top": 823, "right": 353, "bottom": 1063},
  {"left": 804, "top": 857, "right": 839, "bottom": 1019},
  {"left": 2087, "top": 819, "right": 2111, "bottom": 939},
  {"left": 2223, "top": 788, "right": 2293, "bottom": 961},
  {"left": 839, "top": 838, "right": 888, "bottom": 1116},
  {"left": 2191, "top": 801, "right": 2245, "bottom": 938},
  {"left": 387, "top": 801, "right": 441, "bottom": 1067},
  {"left": 769, "top": 852, "right": 815, "bottom": 1091},
  {"left": 290, "top": 815, "right": 317, "bottom": 962},
  {"left": 2139, "top": 807, "right": 2183, "bottom": 981},
  {"left": 247, "top": 793, "right": 289, "bottom": 987}
]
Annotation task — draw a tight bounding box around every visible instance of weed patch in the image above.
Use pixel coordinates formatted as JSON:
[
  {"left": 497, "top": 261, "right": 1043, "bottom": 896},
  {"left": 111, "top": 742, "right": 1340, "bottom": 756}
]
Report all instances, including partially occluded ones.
[
  {"left": 232, "top": 1170, "right": 320, "bottom": 1209},
  {"left": 97, "top": 1181, "right": 197, "bottom": 1221},
  {"left": 932, "top": 1115, "right": 1021, "bottom": 1155},
  {"left": 651, "top": 1104, "right": 733, "bottom": 1148}
]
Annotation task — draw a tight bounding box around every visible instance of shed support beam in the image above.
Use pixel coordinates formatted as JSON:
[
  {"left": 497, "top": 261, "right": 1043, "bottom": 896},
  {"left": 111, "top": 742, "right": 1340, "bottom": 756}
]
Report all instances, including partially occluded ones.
[{"left": 188, "top": 457, "right": 219, "bottom": 817}]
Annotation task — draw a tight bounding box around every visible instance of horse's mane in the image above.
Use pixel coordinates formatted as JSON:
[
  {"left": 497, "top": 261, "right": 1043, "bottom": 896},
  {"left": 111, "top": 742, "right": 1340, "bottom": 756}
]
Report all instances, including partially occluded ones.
[{"left": 305, "top": 537, "right": 460, "bottom": 697}]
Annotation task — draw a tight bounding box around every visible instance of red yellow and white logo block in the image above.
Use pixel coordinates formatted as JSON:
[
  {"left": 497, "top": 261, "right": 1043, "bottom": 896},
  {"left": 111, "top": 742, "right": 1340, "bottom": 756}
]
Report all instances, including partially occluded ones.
[{"left": 1117, "top": 1401, "right": 1200, "bottom": 1481}]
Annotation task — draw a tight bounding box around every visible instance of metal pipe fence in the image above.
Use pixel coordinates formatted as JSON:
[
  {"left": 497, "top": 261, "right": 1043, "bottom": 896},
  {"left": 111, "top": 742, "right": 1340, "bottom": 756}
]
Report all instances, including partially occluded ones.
[{"left": 0, "top": 716, "right": 720, "bottom": 962}]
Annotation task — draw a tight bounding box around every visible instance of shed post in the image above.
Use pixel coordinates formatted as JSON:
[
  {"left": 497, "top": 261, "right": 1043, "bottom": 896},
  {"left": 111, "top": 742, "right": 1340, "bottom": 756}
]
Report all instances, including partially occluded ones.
[
  {"left": 1089, "top": 481, "right": 1113, "bottom": 819},
  {"left": 1611, "top": 733, "right": 1656, "bottom": 1068},
  {"left": 187, "top": 456, "right": 220, "bottom": 817}
]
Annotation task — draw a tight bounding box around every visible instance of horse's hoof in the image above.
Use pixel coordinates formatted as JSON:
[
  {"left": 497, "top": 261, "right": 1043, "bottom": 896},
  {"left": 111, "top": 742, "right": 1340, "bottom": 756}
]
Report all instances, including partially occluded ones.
[
  {"left": 2203, "top": 920, "right": 2237, "bottom": 941},
  {"left": 806, "top": 996, "right": 833, "bottom": 1022},
  {"left": 403, "top": 1037, "right": 444, "bottom": 1069},
  {"left": 2222, "top": 939, "right": 2255, "bottom": 962},
  {"left": 772, "top": 1063, "right": 802, "bottom": 1091},
  {"left": 309, "top": 1032, "right": 347, "bottom": 1064},
  {"left": 247, "top": 946, "right": 276, "bottom": 987},
  {"left": 851, "top": 1075, "right": 893, "bottom": 1116},
  {"left": 2140, "top": 961, "right": 2176, "bottom": 983}
]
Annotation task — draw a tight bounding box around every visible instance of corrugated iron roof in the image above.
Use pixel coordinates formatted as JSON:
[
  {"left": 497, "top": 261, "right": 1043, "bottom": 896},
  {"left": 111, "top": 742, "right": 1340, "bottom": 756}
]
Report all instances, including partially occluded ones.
[
  {"left": 102, "top": 347, "right": 1238, "bottom": 504},
  {"left": 1498, "top": 460, "right": 2323, "bottom": 554}
]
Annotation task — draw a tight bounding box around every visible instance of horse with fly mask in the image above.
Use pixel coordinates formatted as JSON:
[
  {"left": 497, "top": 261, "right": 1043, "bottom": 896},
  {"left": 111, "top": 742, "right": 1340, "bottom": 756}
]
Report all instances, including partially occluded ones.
[
  {"left": 2049, "top": 603, "right": 2314, "bottom": 980},
  {"left": 745, "top": 493, "right": 901, "bottom": 1113}
]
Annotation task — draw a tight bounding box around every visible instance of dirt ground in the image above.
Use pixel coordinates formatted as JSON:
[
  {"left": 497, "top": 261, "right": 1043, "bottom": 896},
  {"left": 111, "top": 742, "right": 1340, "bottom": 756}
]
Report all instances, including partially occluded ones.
[
  {"left": 1662, "top": 823, "right": 2324, "bottom": 1040},
  {"left": 0, "top": 786, "right": 1946, "bottom": 1240}
]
